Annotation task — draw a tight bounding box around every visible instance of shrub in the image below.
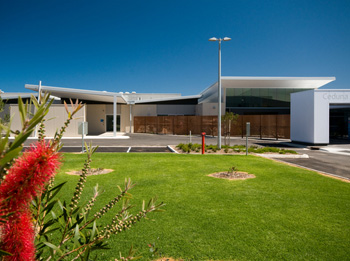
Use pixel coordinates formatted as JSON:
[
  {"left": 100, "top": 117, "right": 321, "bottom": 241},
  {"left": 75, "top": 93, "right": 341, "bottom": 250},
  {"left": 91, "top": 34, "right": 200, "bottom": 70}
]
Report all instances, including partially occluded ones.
[
  {"left": 0, "top": 95, "right": 164, "bottom": 260},
  {"left": 176, "top": 143, "right": 296, "bottom": 155},
  {"left": 206, "top": 145, "right": 219, "bottom": 152}
]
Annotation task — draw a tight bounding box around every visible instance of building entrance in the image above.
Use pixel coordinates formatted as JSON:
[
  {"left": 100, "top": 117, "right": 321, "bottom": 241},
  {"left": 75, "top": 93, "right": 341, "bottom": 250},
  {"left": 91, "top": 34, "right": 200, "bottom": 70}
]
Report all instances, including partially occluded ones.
[
  {"left": 330, "top": 107, "right": 350, "bottom": 140},
  {"left": 106, "top": 115, "right": 120, "bottom": 132}
]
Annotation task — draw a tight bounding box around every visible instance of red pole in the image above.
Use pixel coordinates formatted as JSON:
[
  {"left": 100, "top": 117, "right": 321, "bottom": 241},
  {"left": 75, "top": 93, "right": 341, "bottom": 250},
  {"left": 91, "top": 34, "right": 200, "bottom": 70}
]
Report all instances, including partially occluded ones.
[{"left": 201, "top": 132, "right": 206, "bottom": 154}]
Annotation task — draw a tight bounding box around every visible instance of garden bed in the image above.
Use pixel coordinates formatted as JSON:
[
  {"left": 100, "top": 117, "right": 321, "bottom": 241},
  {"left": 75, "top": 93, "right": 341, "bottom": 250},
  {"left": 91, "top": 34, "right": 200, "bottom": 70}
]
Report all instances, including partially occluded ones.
[
  {"left": 66, "top": 168, "right": 114, "bottom": 176},
  {"left": 209, "top": 171, "right": 255, "bottom": 180},
  {"left": 174, "top": 143, "right": 298, "bottom": 155}
]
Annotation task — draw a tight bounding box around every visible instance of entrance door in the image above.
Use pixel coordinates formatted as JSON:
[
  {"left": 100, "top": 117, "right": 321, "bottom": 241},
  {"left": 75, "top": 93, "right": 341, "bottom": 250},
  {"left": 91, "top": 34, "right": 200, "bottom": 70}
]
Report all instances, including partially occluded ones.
[
  {"left": 106, "top": 115, "right": 120, "bottom": 132},
  {"left": 329, "top": 108, "right": 350, "bottom": 140}
]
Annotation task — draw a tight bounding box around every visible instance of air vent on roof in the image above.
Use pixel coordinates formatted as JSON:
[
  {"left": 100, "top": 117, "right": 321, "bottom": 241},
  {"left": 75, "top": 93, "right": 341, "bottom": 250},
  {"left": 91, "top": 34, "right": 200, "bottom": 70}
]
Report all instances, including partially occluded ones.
[
  {"left": 125, "top": 92, "right": 130, "bottom": 94},
  {"left": 132, "top": 91, "right": 136, "bottom": 94}
]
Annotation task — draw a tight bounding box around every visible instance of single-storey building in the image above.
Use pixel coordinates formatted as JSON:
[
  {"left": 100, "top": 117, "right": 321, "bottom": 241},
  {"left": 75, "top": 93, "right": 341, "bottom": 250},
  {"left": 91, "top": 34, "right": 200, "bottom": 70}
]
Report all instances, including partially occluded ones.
[
  {"left": 2, "top": 76, "right": 349, "bottom": 144},
  {"left": 291, "top": 89, "right": 350, "bottom": 144}
]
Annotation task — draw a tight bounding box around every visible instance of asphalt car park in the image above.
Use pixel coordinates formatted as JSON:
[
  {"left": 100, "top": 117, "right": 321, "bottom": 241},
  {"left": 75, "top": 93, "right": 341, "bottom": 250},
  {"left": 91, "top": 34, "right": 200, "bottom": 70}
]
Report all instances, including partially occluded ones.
[{"left": 22, "top": 133, "right": 350, "bottom": 181}]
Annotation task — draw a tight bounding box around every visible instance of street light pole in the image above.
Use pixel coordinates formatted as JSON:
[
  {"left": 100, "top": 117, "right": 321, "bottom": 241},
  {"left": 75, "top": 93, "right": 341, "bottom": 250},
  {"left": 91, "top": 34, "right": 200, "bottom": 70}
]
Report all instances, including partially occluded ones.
[
  {"left": 209, "top": 37, "right": 231, "bottom": 149},
  {"left": 217, "top": 39, "right": 222, "bottom": 149}
]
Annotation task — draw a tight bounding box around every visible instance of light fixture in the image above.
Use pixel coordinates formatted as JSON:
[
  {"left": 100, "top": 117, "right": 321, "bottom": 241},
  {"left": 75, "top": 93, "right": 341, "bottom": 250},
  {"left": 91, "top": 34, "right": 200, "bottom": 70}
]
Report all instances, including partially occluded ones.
[{"left": 209, "top": 36, "right": 231, "bottom": 149}]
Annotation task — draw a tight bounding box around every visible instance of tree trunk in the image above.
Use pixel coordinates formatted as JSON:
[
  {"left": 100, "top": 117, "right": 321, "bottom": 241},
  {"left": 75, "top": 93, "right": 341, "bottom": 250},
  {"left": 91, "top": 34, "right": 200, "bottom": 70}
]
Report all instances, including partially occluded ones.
[{"left": 228, "top": 120, "right": 231, "bottom": 146}]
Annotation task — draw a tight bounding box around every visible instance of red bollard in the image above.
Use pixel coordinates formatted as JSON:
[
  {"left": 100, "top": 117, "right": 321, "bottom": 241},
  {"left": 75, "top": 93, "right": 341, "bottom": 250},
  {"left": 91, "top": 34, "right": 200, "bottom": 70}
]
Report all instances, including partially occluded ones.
[{"left": 201, "top": 132, "right": 206, "bottom": 154}]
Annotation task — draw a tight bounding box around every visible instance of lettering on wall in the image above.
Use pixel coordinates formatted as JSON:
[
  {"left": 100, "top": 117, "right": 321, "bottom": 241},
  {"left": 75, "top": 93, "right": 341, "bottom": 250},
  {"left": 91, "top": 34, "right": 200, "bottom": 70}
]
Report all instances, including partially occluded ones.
[{"left": 323, "top": 93, "right": 349, "bottom": 101}]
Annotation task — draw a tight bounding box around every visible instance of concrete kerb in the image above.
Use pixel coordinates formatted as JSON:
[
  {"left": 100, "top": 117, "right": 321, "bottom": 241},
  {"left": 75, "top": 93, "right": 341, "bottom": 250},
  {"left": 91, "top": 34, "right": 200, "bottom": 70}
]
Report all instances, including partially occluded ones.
[{"left": 256, "top": 153, "right": 309, "bottom": 159}]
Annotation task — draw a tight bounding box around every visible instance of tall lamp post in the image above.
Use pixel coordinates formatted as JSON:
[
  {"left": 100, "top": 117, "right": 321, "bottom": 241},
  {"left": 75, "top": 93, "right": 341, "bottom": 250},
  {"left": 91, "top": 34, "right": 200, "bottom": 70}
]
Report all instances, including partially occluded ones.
[{"left": 209, "top": 37, "right": 231, "bottom": 149}]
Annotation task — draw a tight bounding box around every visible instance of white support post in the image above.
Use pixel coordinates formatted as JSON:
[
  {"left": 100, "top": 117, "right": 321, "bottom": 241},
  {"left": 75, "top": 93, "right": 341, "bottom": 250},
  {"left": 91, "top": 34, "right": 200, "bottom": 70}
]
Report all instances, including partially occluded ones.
[
  {"left": 35, "top": 81, "right": 42, "bottom": 138},
  {"left": 38, "top": 80, "right": 42, "bottom": 103},
  {"left": 113, "top": 95, "right": 117, "bottom": 137},
  {"left": 129, "top": 104, "right": 132, "bottom": 133}
]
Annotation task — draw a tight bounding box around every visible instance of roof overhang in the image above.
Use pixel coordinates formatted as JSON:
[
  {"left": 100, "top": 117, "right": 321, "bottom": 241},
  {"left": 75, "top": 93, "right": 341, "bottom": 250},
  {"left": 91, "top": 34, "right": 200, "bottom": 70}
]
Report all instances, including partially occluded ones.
[
  {"left": 25, "top": 84, "right": 127, "bottom": 104},
  {"left": 1, "top": 93, "right": 38, "bottom": 100},
  {"left": 220, "top": 76, "right": 336, "bottom": 89},
  {"left": 199, "top": 76, "right": 336, "bottom": 104}
]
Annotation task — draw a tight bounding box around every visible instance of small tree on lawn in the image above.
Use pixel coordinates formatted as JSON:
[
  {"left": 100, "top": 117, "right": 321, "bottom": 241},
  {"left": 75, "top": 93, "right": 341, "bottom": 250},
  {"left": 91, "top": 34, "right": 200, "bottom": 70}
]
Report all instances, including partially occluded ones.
[{"left": 222, "top": 112, "right": 239, "bottom": 146}]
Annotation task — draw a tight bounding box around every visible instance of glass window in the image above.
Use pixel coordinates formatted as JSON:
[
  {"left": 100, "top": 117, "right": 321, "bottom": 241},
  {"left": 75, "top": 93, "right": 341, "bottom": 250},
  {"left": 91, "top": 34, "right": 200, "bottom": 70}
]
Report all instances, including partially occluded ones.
[
  {"left": 225, "top": 88, "right": 313, "bottom": 108},
  {"left": 251, "top": 88, "right": 261, "bottom": 107}
]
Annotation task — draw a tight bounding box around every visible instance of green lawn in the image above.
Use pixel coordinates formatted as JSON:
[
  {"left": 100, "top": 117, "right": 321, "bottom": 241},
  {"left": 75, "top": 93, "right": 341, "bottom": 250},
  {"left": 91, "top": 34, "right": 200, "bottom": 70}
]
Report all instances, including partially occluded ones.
[{"left": 54, "top": 153, "right": 350, "bottom": 260}]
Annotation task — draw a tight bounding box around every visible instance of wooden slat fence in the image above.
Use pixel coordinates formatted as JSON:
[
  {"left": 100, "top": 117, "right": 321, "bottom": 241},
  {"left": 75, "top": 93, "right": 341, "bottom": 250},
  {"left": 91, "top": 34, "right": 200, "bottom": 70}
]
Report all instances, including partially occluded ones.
[{"left": 134, "top": 115, "right": 290, "bottom": 139}]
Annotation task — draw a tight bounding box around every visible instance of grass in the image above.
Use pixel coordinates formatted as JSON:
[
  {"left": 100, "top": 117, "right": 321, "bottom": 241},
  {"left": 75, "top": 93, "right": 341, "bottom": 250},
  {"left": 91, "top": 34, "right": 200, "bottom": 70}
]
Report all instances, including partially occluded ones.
[{"left": 54, "top": 153, "right": 350, "bottom": 260}]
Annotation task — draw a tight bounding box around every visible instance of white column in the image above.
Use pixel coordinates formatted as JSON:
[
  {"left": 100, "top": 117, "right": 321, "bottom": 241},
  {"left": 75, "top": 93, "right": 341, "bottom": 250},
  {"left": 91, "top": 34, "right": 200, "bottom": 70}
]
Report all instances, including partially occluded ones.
[
  {"left": 113, "top": 95, "right": 117, "bottom": 137},
  {"left": 34, "top": 80, "right": 42, "bottom": 138},
  {"left": 38, "top": 80, "right": 42, "bottom": 103},
  {"left": 129, "top": 104, "right": 132, "bottom": 133}
]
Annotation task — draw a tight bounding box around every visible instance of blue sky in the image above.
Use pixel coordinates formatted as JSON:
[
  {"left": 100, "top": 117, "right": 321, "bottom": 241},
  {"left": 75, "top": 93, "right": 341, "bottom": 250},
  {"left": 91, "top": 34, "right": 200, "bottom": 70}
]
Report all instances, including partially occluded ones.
[{"left": 1, "top": 0, "right": 349, "bottom": 95}]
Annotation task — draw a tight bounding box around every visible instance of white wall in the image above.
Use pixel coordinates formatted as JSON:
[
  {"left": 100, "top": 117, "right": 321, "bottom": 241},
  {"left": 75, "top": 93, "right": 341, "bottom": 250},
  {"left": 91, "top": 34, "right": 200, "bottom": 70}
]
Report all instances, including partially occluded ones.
[
  {"left": 195, "top": 104, "right": 203, "bottom": 116},
  {"left": 291, "top": 89, "right": 350, "bottom": 144},
  {"left": 314, "top": 92, "right": 330, "bottom": 143},
  {"left": 86, "top": 105, "right": 106, "bottom": 135},
  {"left": 121, "top": 105, "right": 133, "bottom": 133},
  {"left": 291, "top": 90, "right": 315, "bottom": 143},
  {"left": 199, "top": 102, "right": 225, "bottom": 116},
  {"left": 105, "top": 104, "right": 122, "bottom": 115},
  {"left": 133, "top": 105, "right": 157, "bottom": 116},
  {"left": 10, "top": 104, "right": 85, "bottom": 137},
  {"left": 0, "top": 104, "right": 10, "bottom": 121},
  {"left": 9, "top": 105, "right": 23, "bottom": 136},
  {"left": 46, "top": 104, "right": 85, "bottom": 137},
  {"left": 156, "top": 105, "right": 196, "bottom": 115}
]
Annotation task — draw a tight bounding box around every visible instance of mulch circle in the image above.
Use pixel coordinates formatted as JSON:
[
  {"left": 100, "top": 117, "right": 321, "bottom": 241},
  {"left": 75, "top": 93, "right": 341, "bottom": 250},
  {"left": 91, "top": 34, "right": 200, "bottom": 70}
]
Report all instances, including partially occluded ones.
[{"left": 209, "top": 171, "right": 255, "bottom": 180}]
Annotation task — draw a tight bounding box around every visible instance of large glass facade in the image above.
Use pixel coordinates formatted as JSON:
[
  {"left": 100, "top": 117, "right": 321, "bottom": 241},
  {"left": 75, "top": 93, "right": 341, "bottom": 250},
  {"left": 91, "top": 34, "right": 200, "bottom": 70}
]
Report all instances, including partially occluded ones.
[{"left": 226, "top": 88, "right": 312, "bottom": 108}]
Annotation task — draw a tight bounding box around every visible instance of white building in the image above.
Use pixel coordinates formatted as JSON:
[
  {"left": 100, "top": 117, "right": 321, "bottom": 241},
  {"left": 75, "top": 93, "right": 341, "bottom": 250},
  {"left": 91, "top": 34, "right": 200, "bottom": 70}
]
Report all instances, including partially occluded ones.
[
  {"left": 2, "top": 76, "right": 349, "bottom": 144},
  {"left": 291, "top": 89, "right": 350, "bottom": 144}
]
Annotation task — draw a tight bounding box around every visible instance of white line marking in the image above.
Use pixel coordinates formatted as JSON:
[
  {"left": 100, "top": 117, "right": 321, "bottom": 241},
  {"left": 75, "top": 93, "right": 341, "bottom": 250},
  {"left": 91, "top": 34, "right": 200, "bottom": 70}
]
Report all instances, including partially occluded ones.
[{"left": 167, "top": 145, "right": 178, "bottom": 153}]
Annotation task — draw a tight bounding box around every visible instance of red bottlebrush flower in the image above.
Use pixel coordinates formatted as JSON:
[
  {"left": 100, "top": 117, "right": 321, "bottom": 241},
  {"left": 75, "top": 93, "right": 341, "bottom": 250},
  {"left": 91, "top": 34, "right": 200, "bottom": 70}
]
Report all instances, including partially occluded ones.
[
  {"left": 1, "top": 209, "right": 35, "bottom": 261},
  {"left": 0, "top": 141, "right": 61, "bottom": 212},
  {"left": 0, "top": 141, "right": 61, "bottom": 260}
]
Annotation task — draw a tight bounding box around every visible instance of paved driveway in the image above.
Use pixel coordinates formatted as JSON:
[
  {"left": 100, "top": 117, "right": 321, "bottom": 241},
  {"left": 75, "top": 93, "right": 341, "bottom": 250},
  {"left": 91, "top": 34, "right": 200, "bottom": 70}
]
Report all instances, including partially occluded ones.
[{"left": 277, "top": 149, "right": 350, "bottom": 180}]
